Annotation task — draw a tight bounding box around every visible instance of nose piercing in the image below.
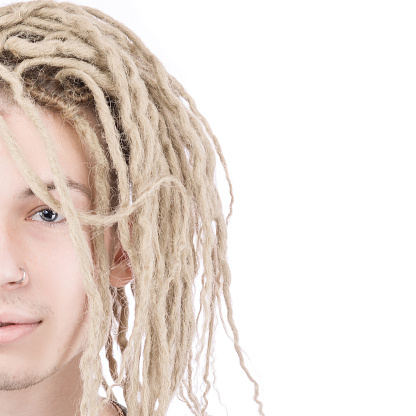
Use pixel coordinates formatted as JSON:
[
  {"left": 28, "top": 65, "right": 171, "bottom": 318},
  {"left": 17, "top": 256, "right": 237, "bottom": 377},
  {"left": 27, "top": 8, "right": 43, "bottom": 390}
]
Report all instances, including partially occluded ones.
[
  {"left": 14, "top": 268, "right": 26, "bottom": 284},
  {"left": 1, "top": 268, "right": 27, "bottom": 287}
]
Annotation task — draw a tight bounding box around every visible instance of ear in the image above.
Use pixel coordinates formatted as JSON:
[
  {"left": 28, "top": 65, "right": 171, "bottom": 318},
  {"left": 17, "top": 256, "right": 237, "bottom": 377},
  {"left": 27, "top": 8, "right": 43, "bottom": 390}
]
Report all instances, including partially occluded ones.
[{"left": 109, "top": 241, "right": 134, "bottom": 288}]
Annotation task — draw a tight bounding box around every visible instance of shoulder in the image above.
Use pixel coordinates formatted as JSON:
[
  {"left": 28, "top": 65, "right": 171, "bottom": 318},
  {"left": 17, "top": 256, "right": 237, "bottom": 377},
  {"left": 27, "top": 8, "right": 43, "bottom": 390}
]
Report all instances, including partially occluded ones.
[
  {"left": 109, "top": 400, "right": 127, "bottom": 416},
  {"left": 118, "top": 403, "right": 127, "bottom": 416}
]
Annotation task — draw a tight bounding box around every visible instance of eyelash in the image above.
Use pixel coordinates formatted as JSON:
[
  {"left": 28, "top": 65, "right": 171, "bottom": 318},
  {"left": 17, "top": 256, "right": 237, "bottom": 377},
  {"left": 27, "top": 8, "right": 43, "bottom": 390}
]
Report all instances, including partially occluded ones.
[{"left": 28, "top": 207, "right": 66, "bottom": 227}]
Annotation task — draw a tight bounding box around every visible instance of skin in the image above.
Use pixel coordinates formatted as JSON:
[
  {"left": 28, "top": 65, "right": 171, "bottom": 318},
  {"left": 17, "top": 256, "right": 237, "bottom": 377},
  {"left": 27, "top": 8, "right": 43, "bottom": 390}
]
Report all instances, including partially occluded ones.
[{"left": 0, "top": 104, "right": 132, "bottom": 416}]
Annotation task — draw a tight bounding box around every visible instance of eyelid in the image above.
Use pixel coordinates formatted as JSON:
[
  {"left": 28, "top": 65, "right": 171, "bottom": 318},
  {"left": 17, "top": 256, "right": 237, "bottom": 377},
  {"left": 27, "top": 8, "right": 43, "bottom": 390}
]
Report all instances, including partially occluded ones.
[{"left": 27, "top": 206, "right": 67, "bottom": 226}]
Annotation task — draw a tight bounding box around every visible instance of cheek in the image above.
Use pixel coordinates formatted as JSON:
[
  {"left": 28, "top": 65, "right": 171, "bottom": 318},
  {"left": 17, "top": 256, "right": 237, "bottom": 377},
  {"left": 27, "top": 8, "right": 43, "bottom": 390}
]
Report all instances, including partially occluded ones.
[
  {"left": 27, "top": 233, "right": 87, "bottom": 310},
  {"left": 23, "top": 224, "right": 114, "bottom": 311}
]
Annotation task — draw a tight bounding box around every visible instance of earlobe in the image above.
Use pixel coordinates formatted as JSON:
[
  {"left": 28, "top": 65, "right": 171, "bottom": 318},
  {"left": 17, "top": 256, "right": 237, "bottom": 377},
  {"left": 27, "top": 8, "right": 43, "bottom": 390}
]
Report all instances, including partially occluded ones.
[{"left": 109, "top": 246, "right": 134, "bottom": 288}]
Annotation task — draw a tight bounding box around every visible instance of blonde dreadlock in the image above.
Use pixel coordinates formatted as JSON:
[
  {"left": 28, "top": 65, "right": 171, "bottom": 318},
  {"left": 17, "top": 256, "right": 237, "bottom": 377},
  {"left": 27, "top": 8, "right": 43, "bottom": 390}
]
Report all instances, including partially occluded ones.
[{"left": 0, "top": 1, "right": 264, "bottom": 415}]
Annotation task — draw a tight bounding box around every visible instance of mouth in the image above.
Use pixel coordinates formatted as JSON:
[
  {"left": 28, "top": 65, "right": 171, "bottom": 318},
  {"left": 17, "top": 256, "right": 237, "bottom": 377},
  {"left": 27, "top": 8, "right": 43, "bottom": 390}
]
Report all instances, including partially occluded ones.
[
  {"left": 0, "top": 320, "right": 41, "bottom": 326},
  {"left": 0, "top": 321, "right": 42, "bottom": 344}
]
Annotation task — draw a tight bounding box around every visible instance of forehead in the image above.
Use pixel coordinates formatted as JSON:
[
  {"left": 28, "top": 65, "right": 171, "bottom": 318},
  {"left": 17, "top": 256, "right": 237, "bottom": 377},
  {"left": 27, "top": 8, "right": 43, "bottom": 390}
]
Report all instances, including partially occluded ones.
[{"left": 0, "top": 102, "right": 94, "bottom": 199}]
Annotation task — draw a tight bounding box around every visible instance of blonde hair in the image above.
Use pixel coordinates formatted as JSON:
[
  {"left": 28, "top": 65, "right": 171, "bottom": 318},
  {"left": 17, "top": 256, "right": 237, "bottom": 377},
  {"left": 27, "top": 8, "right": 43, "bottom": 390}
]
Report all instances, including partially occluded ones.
[{"left": 0, "top": 1, "right": 264, "bottom": 415}]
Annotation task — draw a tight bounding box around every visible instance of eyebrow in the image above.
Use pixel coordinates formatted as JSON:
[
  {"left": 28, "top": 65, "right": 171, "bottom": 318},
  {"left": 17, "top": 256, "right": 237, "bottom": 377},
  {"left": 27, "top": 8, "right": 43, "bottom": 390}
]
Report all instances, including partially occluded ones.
[{"left": 16, "top": 178, "right": 92, "bottom": 201}]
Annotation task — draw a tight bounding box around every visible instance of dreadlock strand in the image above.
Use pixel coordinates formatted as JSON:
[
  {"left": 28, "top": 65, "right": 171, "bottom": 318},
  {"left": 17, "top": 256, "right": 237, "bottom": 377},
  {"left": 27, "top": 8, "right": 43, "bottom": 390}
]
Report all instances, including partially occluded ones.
[{"left": 0, "top": 1, "right": 264, "bottom": 415}]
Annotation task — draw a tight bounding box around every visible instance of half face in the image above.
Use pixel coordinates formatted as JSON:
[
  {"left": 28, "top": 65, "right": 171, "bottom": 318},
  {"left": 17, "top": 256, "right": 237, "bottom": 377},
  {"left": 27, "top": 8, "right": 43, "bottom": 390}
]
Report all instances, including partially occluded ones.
[{"left": 0, "top": 103, "right": 116, "bottom": 390}]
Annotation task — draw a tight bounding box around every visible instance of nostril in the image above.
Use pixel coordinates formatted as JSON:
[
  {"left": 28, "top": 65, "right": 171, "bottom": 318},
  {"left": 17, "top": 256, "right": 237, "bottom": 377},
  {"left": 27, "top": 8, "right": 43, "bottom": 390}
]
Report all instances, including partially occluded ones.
[{"left": 0, "top": 268, "right": 28, "bottom": 287}]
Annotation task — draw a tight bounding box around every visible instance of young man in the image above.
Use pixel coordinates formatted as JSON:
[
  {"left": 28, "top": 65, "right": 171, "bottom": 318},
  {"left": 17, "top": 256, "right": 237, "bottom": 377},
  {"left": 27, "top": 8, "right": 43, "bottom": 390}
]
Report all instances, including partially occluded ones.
[{"left": 0, "top": 1, "right": 264, "bottom": 415}]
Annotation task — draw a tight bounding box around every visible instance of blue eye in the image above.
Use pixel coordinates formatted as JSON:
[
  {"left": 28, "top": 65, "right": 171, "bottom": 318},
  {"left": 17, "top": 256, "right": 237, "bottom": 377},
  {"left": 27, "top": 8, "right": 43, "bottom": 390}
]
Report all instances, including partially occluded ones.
[{"left": 30, "top": 208, "right": 66, "bottom": 225}]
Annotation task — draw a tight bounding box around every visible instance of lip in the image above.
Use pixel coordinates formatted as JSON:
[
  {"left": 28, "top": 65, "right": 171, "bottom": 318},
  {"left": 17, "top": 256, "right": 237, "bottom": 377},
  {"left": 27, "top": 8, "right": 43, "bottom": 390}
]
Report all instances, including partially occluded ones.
[
  {"left": 0, "top": 322, "right": 41, "bottom": 344},
  {"left": 0, "top": 312, "right": 41, "bottom": 326},
  {"left": 0, "top": 312, "right": 42, "bottom": 344}
]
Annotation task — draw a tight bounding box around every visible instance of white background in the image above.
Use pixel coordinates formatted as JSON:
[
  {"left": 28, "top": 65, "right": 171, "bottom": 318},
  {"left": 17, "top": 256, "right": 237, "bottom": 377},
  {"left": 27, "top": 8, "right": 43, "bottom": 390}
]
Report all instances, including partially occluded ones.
[{"left": 4, "top": 1, "right": 416, "bottom": 415}]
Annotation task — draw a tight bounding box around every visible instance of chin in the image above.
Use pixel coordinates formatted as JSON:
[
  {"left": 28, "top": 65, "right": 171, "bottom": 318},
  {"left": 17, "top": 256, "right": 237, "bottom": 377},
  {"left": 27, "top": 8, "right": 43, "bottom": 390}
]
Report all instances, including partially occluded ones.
[{"left": 0, "top": 366, "right": 58, "bottom": 391}]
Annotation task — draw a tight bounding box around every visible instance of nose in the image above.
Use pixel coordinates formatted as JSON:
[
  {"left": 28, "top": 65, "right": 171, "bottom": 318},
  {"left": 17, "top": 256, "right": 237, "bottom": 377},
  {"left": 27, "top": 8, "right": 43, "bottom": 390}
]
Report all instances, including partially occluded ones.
[
  {"left": 0, "top": 268, "right": 28, "bottom": 288},
  {"left": 0, "top": 267, "right": 28, "bottom": 289},
  {"left": 0, "top": 226, "right": 28, "bottom": 289}
]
